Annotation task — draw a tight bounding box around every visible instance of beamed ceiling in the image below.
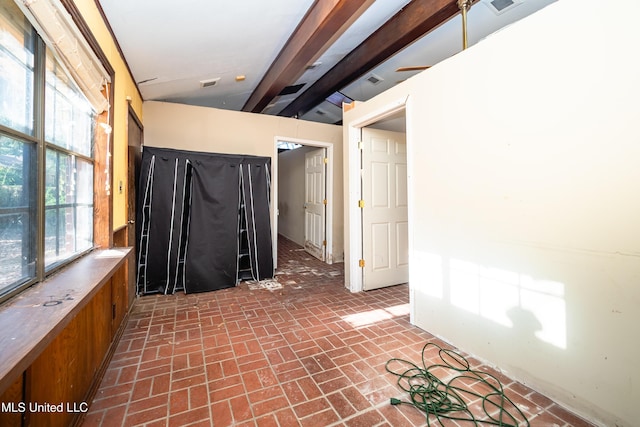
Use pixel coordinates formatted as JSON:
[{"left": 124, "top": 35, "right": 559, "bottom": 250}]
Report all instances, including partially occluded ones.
[{"left": 97, "top": 0, "right": 556, "bottom": 125}]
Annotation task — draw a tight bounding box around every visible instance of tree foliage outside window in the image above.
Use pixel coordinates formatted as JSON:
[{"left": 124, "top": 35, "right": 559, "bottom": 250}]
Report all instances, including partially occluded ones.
[
  {"left": 0, "top": 135, "right": 36, "bottom": 289},
  {"left": 0, "top": 0, "right": 96, "bottom": 300}
]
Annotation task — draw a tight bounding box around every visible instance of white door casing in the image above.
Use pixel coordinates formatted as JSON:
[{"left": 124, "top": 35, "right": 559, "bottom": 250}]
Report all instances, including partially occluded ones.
[
  {"left": 304, "top": 147, "right": 326, "bottom": 261},
  {"left": 361, "top": 128, "right": 408, "bottom": 290}
]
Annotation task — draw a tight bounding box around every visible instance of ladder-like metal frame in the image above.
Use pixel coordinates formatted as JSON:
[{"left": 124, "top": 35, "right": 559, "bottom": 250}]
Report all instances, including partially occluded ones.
[{"left": 136, "top": 155, "right": 155, "bottom": 295}]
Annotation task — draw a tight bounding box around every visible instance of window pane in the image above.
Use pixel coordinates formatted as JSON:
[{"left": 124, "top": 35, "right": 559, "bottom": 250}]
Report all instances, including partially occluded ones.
[
  {"left": 0, "top": 135, "right": 36, "bottom": 293},
  {"left": 44, "top": 149, "right": 93, "bottom": 268},
  {"left": 45, "top": 49, "right": 94, "bottom": 157},
  {"left": 76, "top": 158, "right": 93, "bottom": 205},
  {"left": 0, "top": 0, "right": 35, "bottom": 135},
  {"left": 75, "top": 158, "right": 93, "bottom": 248},
  {"left": 76, "top": 205, "right": 92, "bottom": 249}
]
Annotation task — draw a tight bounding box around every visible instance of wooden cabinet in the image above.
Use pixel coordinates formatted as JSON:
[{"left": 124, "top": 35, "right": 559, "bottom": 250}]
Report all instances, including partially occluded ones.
[
  {"left": 111, "top": 260, "right": 128, "bottom": 336},
  {"left": 0, "top": 248, "right": 132, "bottom": 427},
  {"left": 0, "top": 376, "right": 23, "bottom": 426}
]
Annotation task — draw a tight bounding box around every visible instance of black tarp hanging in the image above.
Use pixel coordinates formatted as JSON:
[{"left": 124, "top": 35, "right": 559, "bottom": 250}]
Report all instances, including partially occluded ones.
[
  {"left": 136, "top": 147, "right": 273, "bottom": 295},
  {"left": 239, "top": 161, "right": 273, "bottom": 281}
]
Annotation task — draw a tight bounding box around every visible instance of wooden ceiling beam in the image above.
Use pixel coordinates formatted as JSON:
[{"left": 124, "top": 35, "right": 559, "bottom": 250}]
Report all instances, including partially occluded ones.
[
  {"left": 279, "top": 0, "right": 465, "bottom": 118},
  {"left": 242, "top": 0, "right": 376, "bottom": 114}
]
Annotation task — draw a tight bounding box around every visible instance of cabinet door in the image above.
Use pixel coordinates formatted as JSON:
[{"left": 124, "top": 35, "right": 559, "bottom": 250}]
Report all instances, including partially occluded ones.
[{"left": 111, "top": 263, "right": 128, "bottom": 336}]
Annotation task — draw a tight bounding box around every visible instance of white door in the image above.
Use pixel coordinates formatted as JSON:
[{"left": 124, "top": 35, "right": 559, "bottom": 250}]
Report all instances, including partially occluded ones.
[
  {"left": 361, "top": 128, "right": 408, "bottom": 290},
  {"left": 304, "top": 148, "right": 326, "bottom": 261}
]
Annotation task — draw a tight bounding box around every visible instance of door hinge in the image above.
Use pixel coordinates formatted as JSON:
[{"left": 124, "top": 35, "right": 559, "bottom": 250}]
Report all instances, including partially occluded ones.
[
  {"left": 323, "top": 199, "right": 327, "bottom": 205},
  {"left": 359, "top": 259, "right": 365, "bottom": 268},
  {"left": 323, "top": 240, "right": 327, "bottom": 247},
  {"left": 358, "top": 141, "right": 364, "bottom": 150},
  {"left": 358, "top": 199, "right": 365, "bottom": 208},
  {"left": 323, "top": 157, "right": 328, "bottom": 164}
]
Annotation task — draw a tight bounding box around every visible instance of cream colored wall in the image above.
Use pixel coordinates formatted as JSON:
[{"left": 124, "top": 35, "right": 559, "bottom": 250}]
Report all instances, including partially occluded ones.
[
  {"left": 343, "top": 0, "right": 640, "bottom": 426},
  {"left": 73, "top": 0, "right": 144, "bottom": 230},
  {"left": 143, "top": 101, "right": 344, "bottom": 259},
  {"left": 278, "top": 146, "right": 314, "bottom": 246}
]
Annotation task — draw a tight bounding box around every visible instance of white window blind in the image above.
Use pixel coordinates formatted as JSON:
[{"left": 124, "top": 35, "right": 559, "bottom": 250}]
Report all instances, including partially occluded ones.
[{"left": 14, "top": 0, "right": 110, "bottom": 113}]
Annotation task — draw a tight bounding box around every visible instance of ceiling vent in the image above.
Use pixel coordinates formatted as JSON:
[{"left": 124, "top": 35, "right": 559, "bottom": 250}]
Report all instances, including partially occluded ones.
[
  {"left": 200, "top": 77, "right": 220, "bottom": 88},
  {"left": 305, "top": 61, "right": 322, "bottom": 70},
  {"left": 482, "top": 0, "right": 523, "bottom": 15},
  {"left": 366, "top": 73, "right": 384, "bottom": 85},
  {"left": 315, "top": 109, "right": 327, "bottom": 116}
]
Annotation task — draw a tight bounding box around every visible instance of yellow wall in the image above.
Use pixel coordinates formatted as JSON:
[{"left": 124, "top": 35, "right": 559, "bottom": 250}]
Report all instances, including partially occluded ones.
[{"left": 73, "top": 0, "right": 143, "bottom": 229}]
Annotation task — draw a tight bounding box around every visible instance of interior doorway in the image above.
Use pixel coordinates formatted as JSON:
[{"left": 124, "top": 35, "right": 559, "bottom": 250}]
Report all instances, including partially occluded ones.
[
  {"left": 273, "top": 137, "right": 334, "bottom": 268},
  {"left": 360, "top": 127, "right": 408, "bottom": 290},
  {"left": 345, "top": 101, "right": 409, "bottom": 292}
]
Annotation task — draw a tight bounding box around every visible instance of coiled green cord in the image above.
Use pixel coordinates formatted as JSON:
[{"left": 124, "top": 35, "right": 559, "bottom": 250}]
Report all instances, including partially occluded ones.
[{"left": 386, "top": 342, "right": 530, "bottom": 426}]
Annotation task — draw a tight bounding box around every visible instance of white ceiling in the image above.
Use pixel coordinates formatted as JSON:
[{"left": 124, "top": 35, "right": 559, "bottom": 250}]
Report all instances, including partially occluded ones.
[{"left": 98, "top": 0, "right": 556, "bottom": 126}]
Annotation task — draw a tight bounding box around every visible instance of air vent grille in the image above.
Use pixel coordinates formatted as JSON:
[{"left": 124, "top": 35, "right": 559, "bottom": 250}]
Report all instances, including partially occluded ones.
[
  {"left": 366, "top": 73, "right": 383, "bottom": 85},
  {"left": 482, "top": 0, "right": 522, "bottom": 15},
  {"left": 305, "top": 61, "right": 322, "bottom": 70},
  {"left": 200, "top": 77, "right": 220, "bottom": 88}
]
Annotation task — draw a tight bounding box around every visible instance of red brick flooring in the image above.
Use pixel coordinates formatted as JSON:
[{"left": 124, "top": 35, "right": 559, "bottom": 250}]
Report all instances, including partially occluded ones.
[{"left": 83, "top": 236, "right": 594, "bottom": 427}]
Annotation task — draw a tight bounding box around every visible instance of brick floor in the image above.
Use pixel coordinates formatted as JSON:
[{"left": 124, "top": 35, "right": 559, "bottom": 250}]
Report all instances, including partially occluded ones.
[{"left": 83, "top": 236, "right": 594, "bottom": 427}]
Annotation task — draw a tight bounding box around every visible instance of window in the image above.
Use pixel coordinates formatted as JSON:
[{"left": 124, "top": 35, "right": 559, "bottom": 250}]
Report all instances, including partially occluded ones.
[
  {"left": 0, "top": 134, "right": 36, "bottom": 291},
  {"left": 44, "top": 49, "right": 94, "bottom": 269},
  {"left": 45, "top": 49, "right": 94, "bottom": 157},
  {"left": 0, "top": 0, "right": 34, "bottom": 135},
  {"left": 0, "top": 0, "right": 96, "bottom": 301}
]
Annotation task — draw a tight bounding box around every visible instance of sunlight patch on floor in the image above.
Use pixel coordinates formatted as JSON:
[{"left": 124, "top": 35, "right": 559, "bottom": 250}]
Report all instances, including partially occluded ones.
[{"left": 343, "top": 303, "right": 410, "bottom": 328}]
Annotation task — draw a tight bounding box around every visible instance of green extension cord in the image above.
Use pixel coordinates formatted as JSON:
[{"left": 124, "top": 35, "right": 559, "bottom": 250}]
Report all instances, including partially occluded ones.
[{"left": 386, "top": 342, "right": 530, "bottom": 426}]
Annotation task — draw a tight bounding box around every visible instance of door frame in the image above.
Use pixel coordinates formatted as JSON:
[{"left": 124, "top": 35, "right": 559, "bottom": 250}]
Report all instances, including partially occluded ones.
[
  {"left": 273, "top": 136, "right": 335, "bottom": 268},
  {"left": 345, "top": 97, "right": 413, "bottom": 293},
  {"left": 126, "top": 105, "right": 143, "bottom": 306}
]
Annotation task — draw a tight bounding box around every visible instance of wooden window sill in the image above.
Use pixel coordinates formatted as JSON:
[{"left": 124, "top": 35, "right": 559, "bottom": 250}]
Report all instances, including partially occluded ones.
[{"left": 0, "top": 247, "right": 132, "bottom": 394}]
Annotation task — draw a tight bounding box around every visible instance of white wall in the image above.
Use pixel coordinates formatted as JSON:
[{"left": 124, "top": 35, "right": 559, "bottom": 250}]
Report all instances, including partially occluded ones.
[
  {"left": 277, "top": 146, "right": 315, "bottom": 245},
  {"left": 143, "top": 101, "right": 344, "bottom": 262},
  {"left": 343, "top": 0, "right": 640, "bottom": 426}
]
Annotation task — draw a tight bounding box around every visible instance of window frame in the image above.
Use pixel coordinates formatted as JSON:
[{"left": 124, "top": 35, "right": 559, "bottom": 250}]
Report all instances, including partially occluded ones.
[{"left": 0, "top": 1, "right": 108, "bottom": 303}]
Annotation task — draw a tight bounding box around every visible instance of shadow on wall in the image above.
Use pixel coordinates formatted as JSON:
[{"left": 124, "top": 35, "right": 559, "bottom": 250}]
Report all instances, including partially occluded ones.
[
  {"left": 410, "top": 232, "right": 638, "bottom": 426},
  {"left": 414, "top": 248, "right": 567, "bottom": 350}
]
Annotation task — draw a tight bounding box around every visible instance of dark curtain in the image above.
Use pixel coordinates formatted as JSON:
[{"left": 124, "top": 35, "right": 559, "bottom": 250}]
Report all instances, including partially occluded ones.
[
  {"left": 240, "top": 162, "right": 273, "bottom": 280},
  {"left": 184, "top": 158, "right": 240, "bottom": 293},
  {"left": 136, "top": 147, "right": 273, "bottom": 295}
]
